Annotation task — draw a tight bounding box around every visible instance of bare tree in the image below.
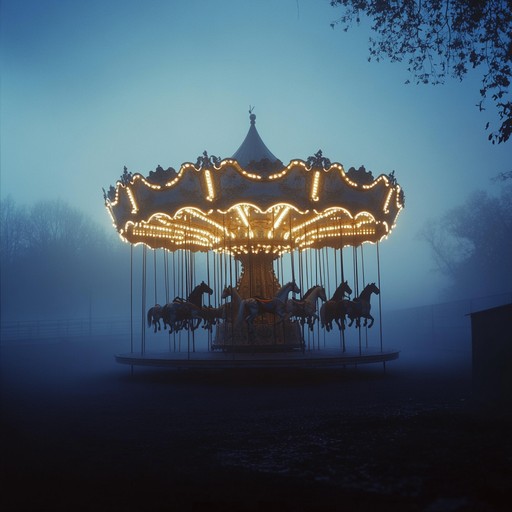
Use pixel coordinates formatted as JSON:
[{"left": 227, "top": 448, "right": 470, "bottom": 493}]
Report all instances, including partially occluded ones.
[
  {"left": 26, "top": 199, "right": 97, "bottom": 255},
  {"left": 330, "top": 0, "right": 512, "bottom": 144},
  {"left": 420, "top": 185, "right": 512, "bottom": 297},
  {"left": 1, "top": 198, "right": 128, "bottom": 319},
  {"left": 0, "top": 196, "right": 28, "bottom": 265}
]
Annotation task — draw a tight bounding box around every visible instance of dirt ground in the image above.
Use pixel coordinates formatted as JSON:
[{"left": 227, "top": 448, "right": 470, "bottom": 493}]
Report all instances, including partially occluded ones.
[{"left": 1, "top": 336, "right": 511, "bottom": 511}]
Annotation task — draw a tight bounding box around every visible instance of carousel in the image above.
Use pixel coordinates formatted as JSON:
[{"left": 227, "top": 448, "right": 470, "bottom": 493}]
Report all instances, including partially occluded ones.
[{"left": 104, "top": 109, "right": 404, "bottom": 369}]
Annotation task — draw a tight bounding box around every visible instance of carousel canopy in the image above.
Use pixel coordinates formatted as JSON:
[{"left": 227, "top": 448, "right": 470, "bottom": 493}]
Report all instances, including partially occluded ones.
[{"left": 104, "top": 112, "right": 404, "bottom": 256}]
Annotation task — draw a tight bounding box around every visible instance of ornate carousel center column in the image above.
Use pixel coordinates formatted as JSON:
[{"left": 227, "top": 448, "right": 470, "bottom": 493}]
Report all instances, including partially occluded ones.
[
  {"left": 236, "top": 253, "right": 280, "bottom": 299},
  {"left": 211, "top": 252, "right": 302, "bottom": 351}
]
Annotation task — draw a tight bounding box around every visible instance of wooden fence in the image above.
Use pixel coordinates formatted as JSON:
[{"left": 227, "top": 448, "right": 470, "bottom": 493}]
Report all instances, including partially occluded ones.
[{"left": 0, "top": 316, "right": 137, "bottom": 342}]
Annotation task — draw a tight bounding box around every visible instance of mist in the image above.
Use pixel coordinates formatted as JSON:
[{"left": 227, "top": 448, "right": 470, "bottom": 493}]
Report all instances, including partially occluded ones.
[
  {"left": 2, "top": 0, "right": 512, "bottom": 509},
  {"left": 3, "top": 297, "right": 511, "bottom": 510},
  {"left": 1, "top": 171, "right": 511, "bottom": 511},
  {"left": 2, "top": 0, "right": 510, "bottom": 309}
]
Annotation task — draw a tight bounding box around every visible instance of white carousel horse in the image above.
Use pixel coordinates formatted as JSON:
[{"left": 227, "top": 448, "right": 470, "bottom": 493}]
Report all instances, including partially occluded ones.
[
  {"left": 286, "top": 285, "right": 327, "bottom": 331},
  {"left": 237, "top": 281, "right": 301, "bottom": 328},
  {"left": 220, "top": 285, "right": 244, "bottom": 324}
]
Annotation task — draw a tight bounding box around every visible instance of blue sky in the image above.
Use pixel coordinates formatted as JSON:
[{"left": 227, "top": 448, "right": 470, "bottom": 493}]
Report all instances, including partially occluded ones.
[{"left": 1, "top": 0, "right": 510, "bottom": 308}]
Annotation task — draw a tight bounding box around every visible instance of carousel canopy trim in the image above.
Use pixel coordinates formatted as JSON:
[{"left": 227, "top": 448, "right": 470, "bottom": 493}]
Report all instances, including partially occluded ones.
[
  {"left": 105, "top": 157, "right": 404, "bottom": 255},
  {"left": 104, "top": 111, "right": 404, "bottom": 256}
]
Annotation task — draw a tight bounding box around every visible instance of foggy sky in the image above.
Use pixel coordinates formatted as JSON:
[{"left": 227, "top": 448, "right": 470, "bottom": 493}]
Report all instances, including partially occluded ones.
[{"left": 1, "top": 0, "right": 510, "bottom": 309}]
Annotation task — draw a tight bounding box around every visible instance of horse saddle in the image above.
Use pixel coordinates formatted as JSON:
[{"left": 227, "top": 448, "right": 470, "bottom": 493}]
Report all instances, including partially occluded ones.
[{"left": 253, "top": 297, "right": 273, "bottom": 304}]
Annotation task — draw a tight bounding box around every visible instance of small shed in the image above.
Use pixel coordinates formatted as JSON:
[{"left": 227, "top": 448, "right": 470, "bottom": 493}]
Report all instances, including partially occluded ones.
[{"left": 470, "top": 303, "right": 512, "bottom": 401}]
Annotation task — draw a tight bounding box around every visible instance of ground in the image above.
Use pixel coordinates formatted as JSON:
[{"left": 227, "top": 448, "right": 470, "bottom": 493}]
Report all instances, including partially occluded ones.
[{"left": 1, "top": 336, "right": 511, "bottom": 511}]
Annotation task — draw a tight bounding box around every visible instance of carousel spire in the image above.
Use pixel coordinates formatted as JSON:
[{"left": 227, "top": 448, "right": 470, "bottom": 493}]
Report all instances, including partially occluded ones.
[{"left": 231, "top": 108, "right": 281, "bottom": 169}]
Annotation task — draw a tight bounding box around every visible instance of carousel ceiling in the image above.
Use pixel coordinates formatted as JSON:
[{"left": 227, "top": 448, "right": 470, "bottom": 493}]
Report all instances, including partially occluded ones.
[{"left": 104, "top": 114, "right": 404, "bottom": 256}]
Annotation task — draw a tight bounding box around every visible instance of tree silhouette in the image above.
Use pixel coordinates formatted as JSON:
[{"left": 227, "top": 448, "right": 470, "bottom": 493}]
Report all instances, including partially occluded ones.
[
  {"left": 420, "top": 185, "right": 512, "bottom": 298},
  {"left": 0, "top": 198, "right": 129, "bottom": 320},
  {"left": 330, "top": 0, "right": 512, "bottom": 144}
]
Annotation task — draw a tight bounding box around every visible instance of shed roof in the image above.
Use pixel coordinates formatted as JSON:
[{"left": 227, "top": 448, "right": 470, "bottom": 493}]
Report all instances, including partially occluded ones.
[{"left": 469, "top": 303, "right": 512, "bottom": 317}]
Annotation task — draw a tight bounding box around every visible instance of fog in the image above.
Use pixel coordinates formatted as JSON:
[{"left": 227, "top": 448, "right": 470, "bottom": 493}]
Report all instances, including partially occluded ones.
[
  {"left": 3, "top": 301, "right": 511, "bottom": 509},
  {"left": 1, "top": 0, "right": 511, "bottom": 309},
  {"left": 2, "top": 1, "right": 511, "bottom": 509}
]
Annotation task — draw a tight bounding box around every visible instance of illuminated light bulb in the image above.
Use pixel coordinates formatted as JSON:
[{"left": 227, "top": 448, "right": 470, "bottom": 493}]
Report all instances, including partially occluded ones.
[
  {"left": 273, "top": 206, "right": 290, "bottom": 230},
  {"left": 105, "top": 206, "right": 117, "bottom": 225},
  {"left": 126, "top": 188, "right": 139, "bottom": 214},
  {"left": 204, "top": 170, "right": 215, "bottom": 201},
  {"left": 383, "top": 188, "right": 393, "bottom": 214},
  {"left": 236, "top": 206, "right": 250, "bottom": 228},
  {"left": 311, "top": 171, "right": 321, "bottom": 201}
]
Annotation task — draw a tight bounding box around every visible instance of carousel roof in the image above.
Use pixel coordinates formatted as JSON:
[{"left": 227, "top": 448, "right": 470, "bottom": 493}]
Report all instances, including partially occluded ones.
[
  {"left": 104, "top": 111, "right": 405, "bottom": 256},
  {"left": 231, "top": 112, "right": 282, "bottom": 169}
]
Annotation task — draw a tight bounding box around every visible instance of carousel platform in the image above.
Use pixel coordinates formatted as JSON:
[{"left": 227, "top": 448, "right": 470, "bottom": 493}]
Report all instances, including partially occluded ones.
[{"left": 115, "top": 348, "right": 399, "bottom": 370}]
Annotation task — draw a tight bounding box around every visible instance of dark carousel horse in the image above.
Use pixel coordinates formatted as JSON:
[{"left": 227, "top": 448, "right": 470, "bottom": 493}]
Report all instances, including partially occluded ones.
[
  {"left": 285, "top": 285, "right": 327, "bottom": 331},
  {"left": 158, "top": 281, "right": 213, "bottom": 333},
  {"left": 147, "top": 304, "right": 164, "bottom": 333},
  {"left": 237, "top": 281, "right": 301, "bottom": 330},
  {"left": 320, "top": 280, "right": 353, "bottom": 332},
  {"left": 346, "top": 282, "right": 380, "bottom": 328},
  {"left": 174, "top": 280, "right": 213, "bottom": 309}
]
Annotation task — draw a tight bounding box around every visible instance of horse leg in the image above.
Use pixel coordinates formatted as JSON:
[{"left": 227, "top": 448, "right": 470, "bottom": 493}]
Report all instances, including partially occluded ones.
[
  {"left": 275, "top": 308, "right": 286, "bottom": 325},
  {"left": 192, "top": 317, "right": 202, "bottom": 331},
  {"left": 367, "top": 314, "right": 374, "bottom": 328},
  {"left": 245, "top": 316, "right": 256, "bottom": 343},
  {"left": 311, "top": 315, "right": 317, "bottom": 330}
]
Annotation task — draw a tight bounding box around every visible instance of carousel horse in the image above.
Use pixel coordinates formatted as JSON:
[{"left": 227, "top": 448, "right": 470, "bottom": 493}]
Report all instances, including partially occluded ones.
[
  {"left": 173, "top": 281, "right": 213, "bottom": 308},
  {"left": 198, "top": 305, "right": 226, "bottom": 331},
  {"left": 320, "top": 280, "right": 353, "bottom": 332},
  {"left": 147, "top": 304, "right": 164, "bottom": 333},
  {"left": 346, "top": 282, "right": 380, "bottom": 328},
  {"left": 160, "top": 281, "right": 213, "bottom": 333},
  {"left": 220, "top": 285, "right": 244, "bottom": 324},
  {"left": 286, "top": 285, "right": 327, "bottom": 331},
  {"left": 237, "top": 281, "right": 301, "bottom": 329}
]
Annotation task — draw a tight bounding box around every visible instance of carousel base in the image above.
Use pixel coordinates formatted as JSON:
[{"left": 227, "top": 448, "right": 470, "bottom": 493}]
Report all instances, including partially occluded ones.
[
  {"left": 211, "top": 319, "right": 303, "bottom": 352},
  {"left": 115, "top": 348, "right": 399, "bottom": 370}
]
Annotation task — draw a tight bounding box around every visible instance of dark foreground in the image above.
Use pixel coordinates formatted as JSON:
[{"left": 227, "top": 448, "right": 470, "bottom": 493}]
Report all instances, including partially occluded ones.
[{"left": 1, "top": 336, "right": 511, "bottom": 511}]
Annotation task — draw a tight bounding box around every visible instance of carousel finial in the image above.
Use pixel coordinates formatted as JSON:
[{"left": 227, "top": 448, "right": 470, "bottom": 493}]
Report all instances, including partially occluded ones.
[{"left": 249, "top": 105, "right": 256, "bottom": 125}]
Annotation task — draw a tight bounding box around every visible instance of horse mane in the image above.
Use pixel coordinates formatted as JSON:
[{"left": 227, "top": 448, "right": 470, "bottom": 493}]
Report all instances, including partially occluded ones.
[
  {"left": 331, "top": 282, "right": 344, "bottom": 301},
  {"left": 356, "top": 282, "right": 378, "bottom": 300},
  {"left": 278, "top": 281, "right": 296, "bottom": 293},
  {"left": 303, "top": 285, "right": 320, "bottom": 299}
]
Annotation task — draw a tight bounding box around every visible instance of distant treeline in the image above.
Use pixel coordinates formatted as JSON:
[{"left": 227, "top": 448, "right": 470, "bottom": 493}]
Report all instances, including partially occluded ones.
[
  {"left": 419, "top": 184, "right": 512, "bottom": 300},
  {"left": 0, "top": 197, "right": 130, "bottom": 320}
]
